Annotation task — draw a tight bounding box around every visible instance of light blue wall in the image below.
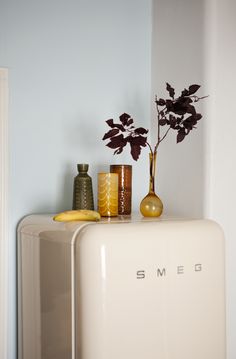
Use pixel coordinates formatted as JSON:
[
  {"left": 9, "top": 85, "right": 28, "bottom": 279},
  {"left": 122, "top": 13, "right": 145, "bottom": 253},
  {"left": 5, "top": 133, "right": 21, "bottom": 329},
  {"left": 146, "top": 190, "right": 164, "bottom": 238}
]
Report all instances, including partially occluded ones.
[{"left": 0, "top": 1, "right": 152, "bottom": 357}]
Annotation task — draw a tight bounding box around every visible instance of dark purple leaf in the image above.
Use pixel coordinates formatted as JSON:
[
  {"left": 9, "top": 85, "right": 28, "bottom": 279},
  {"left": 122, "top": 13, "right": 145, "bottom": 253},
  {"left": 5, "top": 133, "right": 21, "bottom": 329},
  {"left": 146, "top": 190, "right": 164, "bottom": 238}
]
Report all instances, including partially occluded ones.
[
  {"left": 177, "top": 128, "right": 186, "bottom": 143},
  {"left": 119, "top": 113, "right": 131, "bottom": 126},
  {"left": 106, "top": 134, "right": 125, "bottom": 149},
  {"left": 106, "top": 119, "right": 115, "bottom": 128},
  {"left": 106, "top": 116, "right": 128, "bottom": 131},
  {"left": 166, "top": 83, "right": 175, "bottom": 99},
  {"left": 114, "top": 147, "right": 124, "bottom": 155},
  {"left": 181, "top": 88, "right": 189, "bottom": 97},
  {"left": 130, "top": 144, "right": 141, "bottom": 161},
  {"left": 157, "top": 98, "right": 166, "bottom": 106},
  {"left": 186, "top": 105, "right": 196, "bottom": 115},
  {"left": 182, "top": 115, "right": 196, "bottom": 130},
  {"left": 178, "top": 97, "right": 192, "bottom": 105},
  {"left": 169, "top": 114, "right": 177, "bottom": 128},
  {"left": 130, "top": 136, "right": 147, "bottom": 147},
  {"left": 102, "top": 128, "right": 120, "bottom": 140},
  {"left": 124, "top": 134, "right": 133, "bottom": 142},
  {"left": 165, "top": 99, "right": 174, "bottom": 112},
  {"left": 127, "top": 118, "right": 134, "bottom": 126},
  {"left": 135, "top": 127, "right": 149, "bottom": 135},
  {"left": 159, "top": 109, "right": 166, "bottom": 116},
  {"left": 172, "top": 102, "right": 186, "bottom": 115},
  {"left": 113, "top": 123, "right": 125, "bottom": 131},
  {"left": 195, "top": 113, "right": 202, "bottom": 121},
  {"left": 159, "top": 119, "right": 168, "bottom": 126},
  {"left": 188, "top": 84, "right": 201, "bottom": 95}
]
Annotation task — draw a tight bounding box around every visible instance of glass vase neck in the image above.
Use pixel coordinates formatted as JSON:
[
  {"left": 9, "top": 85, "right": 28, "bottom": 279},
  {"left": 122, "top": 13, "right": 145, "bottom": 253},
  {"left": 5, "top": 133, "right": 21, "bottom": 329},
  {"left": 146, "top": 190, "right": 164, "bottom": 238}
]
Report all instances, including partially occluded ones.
[
  {"left": 139, "top": 150, "right": 163, "bottom": 217},
  {"left": 149, "top": 151, "right": 157, "bottom": 194}
]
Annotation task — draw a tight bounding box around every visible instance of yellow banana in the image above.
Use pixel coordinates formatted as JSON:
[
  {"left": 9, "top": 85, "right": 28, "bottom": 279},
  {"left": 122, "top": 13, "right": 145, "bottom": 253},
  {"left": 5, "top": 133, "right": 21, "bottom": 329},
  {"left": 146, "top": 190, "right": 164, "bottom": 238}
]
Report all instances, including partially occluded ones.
[{"left": 53, "top": 209, "right": 101, "bottom": 222}]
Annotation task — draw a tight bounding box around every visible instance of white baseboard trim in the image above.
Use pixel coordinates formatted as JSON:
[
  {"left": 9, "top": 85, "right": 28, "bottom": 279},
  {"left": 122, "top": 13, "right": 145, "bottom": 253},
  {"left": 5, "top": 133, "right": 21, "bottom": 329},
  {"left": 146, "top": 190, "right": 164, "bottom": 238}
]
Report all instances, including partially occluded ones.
[{"left": 0, "top": 68, "right": 9, "bottom": 359}]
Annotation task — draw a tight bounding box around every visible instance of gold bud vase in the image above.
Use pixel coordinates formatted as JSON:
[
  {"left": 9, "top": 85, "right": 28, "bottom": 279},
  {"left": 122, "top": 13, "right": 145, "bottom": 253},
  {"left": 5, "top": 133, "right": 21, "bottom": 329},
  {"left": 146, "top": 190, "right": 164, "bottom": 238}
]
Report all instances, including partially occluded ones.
[{"left": 140, "top": 152, "right": 163, "bottom": 217}]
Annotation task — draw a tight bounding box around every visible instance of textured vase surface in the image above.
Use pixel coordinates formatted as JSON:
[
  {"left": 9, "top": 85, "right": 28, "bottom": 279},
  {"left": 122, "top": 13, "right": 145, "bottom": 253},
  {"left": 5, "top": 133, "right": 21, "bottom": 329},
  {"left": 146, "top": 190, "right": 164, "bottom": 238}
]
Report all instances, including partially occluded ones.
[
  {"left": 98, "top": 173, "right": 118, "bottom": 217},
  {"left": 110, "top": 164, "right": 132, "bottom": 215},
  {"left": 73, "top": 164, "right": 94, "bottom": 210}
]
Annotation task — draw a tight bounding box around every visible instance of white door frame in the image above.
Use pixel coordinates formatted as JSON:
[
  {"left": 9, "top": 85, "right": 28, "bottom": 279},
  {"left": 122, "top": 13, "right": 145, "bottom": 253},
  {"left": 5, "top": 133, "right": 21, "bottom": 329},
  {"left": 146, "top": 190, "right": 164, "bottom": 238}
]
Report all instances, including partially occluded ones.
[{"left": 0, "top": 68, "right": 9, "bottom": 359}]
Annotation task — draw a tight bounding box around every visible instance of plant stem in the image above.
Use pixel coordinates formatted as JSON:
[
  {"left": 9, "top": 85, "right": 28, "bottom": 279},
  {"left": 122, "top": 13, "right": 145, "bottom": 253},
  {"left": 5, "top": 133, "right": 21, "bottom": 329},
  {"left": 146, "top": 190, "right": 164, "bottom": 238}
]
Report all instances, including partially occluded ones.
[
  {"left": 155, "top": 98, "right": 161, "bottom": 146},
  {"left": 159, "top": 126, "right": 171, "bottom": 144},
  {"left": 153, "top": 126, "right": 171, "bottom": 153},
  {"left": 154, "top": 98, "right": 170, "bottom": 153},
  {"left": 146, "top": 141, "right": 153, "bottom": 154},
  {"left": 149, "top": 151, "right": 156, "bottom": 194}
]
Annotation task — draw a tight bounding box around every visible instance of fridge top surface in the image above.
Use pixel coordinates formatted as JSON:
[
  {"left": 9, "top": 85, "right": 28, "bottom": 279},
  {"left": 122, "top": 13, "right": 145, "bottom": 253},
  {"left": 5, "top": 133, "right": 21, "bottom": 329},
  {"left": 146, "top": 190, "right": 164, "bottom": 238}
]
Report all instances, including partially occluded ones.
[{"left": 17, "top": 214, "right": 221, "bottom": 241}]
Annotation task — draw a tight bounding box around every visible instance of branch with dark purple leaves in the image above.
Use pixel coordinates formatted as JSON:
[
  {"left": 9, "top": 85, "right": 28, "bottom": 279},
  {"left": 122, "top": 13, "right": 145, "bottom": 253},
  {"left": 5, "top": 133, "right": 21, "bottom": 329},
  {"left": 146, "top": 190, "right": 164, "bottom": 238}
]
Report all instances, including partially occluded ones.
[{"left": 102, "top": 83, "right": 208, "bottom": 161}]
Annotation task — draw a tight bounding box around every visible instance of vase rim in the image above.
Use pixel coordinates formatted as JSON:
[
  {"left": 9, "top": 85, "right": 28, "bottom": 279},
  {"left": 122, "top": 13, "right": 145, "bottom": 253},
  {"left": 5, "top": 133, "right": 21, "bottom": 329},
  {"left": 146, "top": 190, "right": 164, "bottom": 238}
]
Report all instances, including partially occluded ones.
[
  {"left": 98, "top": 172, "right": 118, "bottom": 176},
  {"left": 110, "top": 164, "right": 132, "bottom": 167}
]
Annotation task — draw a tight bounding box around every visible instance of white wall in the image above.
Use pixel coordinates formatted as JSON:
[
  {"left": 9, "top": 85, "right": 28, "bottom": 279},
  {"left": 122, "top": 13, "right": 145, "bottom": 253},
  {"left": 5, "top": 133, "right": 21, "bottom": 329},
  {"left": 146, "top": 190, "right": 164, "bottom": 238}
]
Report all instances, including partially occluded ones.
[
  {"left": 0, "top": 1, "right": 152, "bottom": 358},
  {"left": 204, "top": 0, "right": 236, "bottom": 358},
  {"left": 152, "top": 0, "right": 236, "bottom": 358},
  {"left": 0, "top": 69, "right": 9, "bottom": 359},
  {"left": 151, "top": 0, "right": 205, "bottom": 217}
]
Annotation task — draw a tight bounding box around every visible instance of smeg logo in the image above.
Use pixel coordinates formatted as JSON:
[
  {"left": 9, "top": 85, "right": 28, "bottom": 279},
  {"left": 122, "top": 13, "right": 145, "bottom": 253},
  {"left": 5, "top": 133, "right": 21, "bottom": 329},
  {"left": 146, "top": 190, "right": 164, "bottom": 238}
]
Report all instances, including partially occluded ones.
[{"left": 136, "top": 264, "right": 202, "bottom": 279}]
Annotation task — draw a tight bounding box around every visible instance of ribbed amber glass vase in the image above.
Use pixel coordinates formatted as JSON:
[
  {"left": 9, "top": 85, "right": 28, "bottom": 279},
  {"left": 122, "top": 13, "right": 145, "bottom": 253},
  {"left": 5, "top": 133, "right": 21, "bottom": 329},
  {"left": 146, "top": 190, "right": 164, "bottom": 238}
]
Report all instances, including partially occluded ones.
[
  {"left": 140, "top": 152, "right": 163, "bottom": 217},
  {"left": 110, "top": 164, "right": 132, "bottom": 215},
  {"left": 97, "top": 173, "right": 118, "bottom": 217}
]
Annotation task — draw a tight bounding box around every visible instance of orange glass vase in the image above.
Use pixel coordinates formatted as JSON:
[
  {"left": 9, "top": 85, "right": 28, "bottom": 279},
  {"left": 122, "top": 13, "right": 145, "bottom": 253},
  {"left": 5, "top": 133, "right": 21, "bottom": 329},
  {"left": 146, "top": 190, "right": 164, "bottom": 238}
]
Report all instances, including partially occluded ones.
[
  {"left": 140, "top": 152, "right": 163, "bottom": 217},
  {"left": 110, "top": 164, "right": 132, "bottom": 215}
]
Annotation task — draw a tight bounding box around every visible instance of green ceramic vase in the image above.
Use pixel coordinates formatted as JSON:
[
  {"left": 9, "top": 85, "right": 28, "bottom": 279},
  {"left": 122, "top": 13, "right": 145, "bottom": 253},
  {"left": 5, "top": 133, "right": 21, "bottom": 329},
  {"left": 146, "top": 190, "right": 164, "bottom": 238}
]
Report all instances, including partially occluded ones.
[{"left": 72, "top": 164, "right": 94, "bottom": 210}]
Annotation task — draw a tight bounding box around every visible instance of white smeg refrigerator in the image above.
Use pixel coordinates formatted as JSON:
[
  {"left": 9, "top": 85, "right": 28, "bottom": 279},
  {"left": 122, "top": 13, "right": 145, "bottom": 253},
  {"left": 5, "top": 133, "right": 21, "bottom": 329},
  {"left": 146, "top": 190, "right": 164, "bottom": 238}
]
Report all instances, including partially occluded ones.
[{"left": 17, "top": 215, "right": 226, "bottom": 359}]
